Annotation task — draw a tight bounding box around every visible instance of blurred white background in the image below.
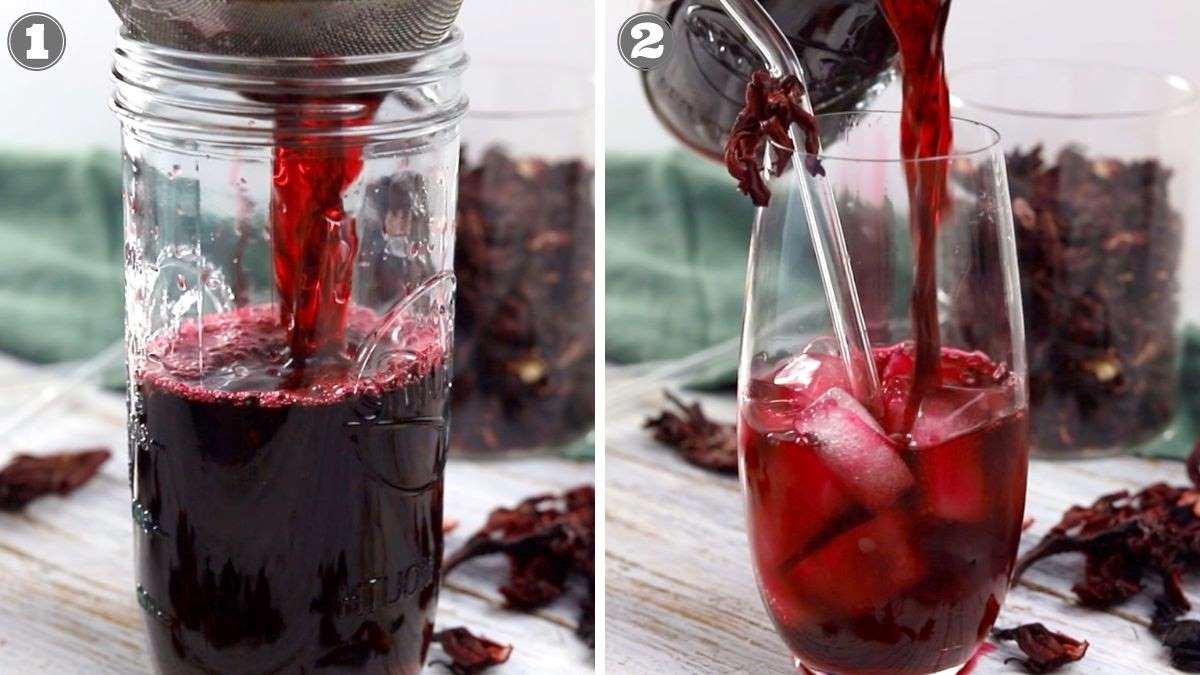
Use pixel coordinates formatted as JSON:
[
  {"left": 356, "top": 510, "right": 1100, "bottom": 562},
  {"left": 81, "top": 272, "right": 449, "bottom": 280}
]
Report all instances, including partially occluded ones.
[{"left": 0, "top": 0, "right": 595, "bottom": 152}]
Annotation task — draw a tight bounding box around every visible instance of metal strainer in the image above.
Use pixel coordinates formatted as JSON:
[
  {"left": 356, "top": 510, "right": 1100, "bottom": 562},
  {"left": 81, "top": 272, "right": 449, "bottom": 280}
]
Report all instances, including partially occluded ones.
[{"left": 109, "top": 0, "right": 464, "bottom": 56}]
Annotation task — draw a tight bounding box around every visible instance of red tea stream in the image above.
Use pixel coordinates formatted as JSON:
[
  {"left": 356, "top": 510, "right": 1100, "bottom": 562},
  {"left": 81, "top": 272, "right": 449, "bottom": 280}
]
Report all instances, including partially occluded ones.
[
  {"left": 878, "top": 0, "right": 954, "bottom": 428},
  {"left": 269, "top": 94, "right": 383, "bottom": 371}
]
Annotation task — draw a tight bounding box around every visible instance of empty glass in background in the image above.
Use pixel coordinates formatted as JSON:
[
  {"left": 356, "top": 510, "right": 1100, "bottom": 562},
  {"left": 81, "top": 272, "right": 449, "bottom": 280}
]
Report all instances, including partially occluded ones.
[
  {"left": 451, "top": 63, "right": 596, "bottom": 456},
  {"left": 953, "top": 60, "right": 1200, "bottom": 458},
  {"left": 737, "top": 111, "right": 1029, "bottom": 675}
]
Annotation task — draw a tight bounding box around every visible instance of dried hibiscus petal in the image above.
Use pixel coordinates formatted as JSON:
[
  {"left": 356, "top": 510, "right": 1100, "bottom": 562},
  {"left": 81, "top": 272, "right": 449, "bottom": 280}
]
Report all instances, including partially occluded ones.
[
  {"left": 992, "top": 623, "right": 1089, "bottom": 673},
  {"left": 724, "top": 70, "right": 824, "bottom": 207},
  {"left": 576, "top": 584, "right": 595, "bottom": 648},
  {"left": 443, "top": 486, "right": 594, "bottom": 646},
  {"left": 1071, "top": 549, "right": 1142, "bottom": 607},
  {"left": 0, "top": 448, "right": 111, "bottom": 511},
  {"left": 1012, "top": 442, "right": 1200, "bottom": 670},
  {"left": 645, "top": 391, "right": 738, "bottom": 475},
  {"left": 1153, "top": 600, "right": 1200, "bottom": 672},
  {"left": 433, "top": 626, "right": 512, "bottom": 674},
  {"left": 1190, "top": 439, "right": 1200, "bottom": 490}
]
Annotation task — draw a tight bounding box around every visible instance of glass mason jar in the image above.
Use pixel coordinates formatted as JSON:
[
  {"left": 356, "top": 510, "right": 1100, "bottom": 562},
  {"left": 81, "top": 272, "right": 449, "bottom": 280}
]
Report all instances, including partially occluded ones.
[
  {"left": 112, "top": 31, "right": 466, "bottom": 673},
  {"left": 451, "top": 63, "right": 594, "bottom": 455},
  {"left": 953, "top": 60, "right": 1200, "bottom": 458},
  {"left": 738, "top": 112, "right": 1029, "bottom": 674}
]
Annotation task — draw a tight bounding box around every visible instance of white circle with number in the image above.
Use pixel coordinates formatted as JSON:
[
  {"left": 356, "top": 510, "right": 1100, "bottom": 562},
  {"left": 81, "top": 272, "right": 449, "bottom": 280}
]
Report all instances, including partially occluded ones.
[
  {"left": 618, "top": 13, "right": 675, "bottom": 71},
  {"left": 8, "top": 12, "right": 66, "bottom": 71}
]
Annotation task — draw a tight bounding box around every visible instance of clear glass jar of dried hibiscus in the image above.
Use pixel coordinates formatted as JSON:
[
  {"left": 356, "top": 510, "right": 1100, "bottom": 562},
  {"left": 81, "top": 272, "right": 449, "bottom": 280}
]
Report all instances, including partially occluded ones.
[
  {"left": 451, "top": 63, "right": 595, "bottom": 455},
  {"left": 954, "top": 59, "right": 1200, "bottom": 457}
]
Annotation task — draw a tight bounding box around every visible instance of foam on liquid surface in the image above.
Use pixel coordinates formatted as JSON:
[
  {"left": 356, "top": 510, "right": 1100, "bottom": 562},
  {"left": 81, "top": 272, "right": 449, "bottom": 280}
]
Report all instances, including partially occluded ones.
[{"left": 138, "top": 304, "right": 445, "bottom": 407}]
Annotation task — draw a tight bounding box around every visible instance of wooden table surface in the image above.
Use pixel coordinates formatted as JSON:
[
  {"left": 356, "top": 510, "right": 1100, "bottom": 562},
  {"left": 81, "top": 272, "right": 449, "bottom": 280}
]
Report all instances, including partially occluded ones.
[
  {"left": 606, "top": 365, "right": 1189, "bottom": 675},
  {"left": 0, "top": 354, "right": 595, "bottom": 674}
]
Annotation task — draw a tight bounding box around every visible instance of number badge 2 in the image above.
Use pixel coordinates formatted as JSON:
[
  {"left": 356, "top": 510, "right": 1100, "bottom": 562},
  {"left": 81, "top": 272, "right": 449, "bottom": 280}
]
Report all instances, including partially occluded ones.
[{"left": 618, "top": 13, "right": 676, "bottom": 71}]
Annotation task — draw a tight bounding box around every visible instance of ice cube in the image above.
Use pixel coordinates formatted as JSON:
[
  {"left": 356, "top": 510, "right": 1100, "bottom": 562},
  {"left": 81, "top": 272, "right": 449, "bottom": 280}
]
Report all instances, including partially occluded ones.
[
  {"left": 911, "top": 385, "right": 1006, "bottom": 447},
  {"left": 786, "top": 510, "right": 925, "bottom": 617},
  {"left": 939, "top": 349, "right": 1000, "bottom": 387},
  {"left": 746, "top": 437, "right": 852, "bottom": 568},
  {"left": 915, "top": 432, "right": 987, "bottom": 522},
  {"left": 879, "top": 376, "right": 912, "bottom": 436},
  {"left": 743, "top": 353, "right": 852, "bottom": 434},
  {"left": 743, "top": 381, "right": 809, "bottom": 434},
  {"left": 878, "top": 344, "right": 915, "bottom": 380},
  {"left": 795, "top": 388, "right": 914, "bottom": 511},
  {"left": 775, "top": 352, "right": 851, "bottom": 398}
]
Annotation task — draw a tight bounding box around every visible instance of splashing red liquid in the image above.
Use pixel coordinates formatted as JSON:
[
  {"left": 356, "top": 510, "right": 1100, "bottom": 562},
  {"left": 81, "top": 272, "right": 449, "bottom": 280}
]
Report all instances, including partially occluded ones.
[
  {"left": 878, "top": 0, "right": 955, "bottom": 430},
  {"left": 269, "top": 94, "right": 383, "bottom": 370}
]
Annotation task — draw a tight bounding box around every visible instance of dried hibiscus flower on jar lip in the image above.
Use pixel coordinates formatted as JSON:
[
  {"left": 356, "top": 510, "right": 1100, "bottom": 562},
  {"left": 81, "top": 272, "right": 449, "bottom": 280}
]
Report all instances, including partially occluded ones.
[
  {"left": 451, "top": 147, "right": 595, "bottom": 455},
  {"left": 645, "top": 391, "right": 738, "bottom": 475},
  {"left": 725, "top": 69, "right": 824, "bottom": 207},
  {"left": 0, "top": 447, "right": 111, "bottom": 511},
  {"left": 443, "top": 485, "right": 595, "bottom": 647}
]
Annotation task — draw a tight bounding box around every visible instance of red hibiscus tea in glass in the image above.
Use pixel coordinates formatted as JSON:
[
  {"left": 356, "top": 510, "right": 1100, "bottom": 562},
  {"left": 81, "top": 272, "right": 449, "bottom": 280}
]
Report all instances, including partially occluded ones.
[
  {"left": 736, "top": 111, "right": 1029, "bottom": 674},
  {"left": 741, "top": 345, "right": 1028, "bottom": 674}
]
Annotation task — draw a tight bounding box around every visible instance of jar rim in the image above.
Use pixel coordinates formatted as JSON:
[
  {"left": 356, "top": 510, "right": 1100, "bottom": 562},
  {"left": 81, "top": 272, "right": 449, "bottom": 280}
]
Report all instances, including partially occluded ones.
[
  {"left": 113, "top": 27, "right": 469, "bottom": 98},
  {"left": 111, "top": 28, "right": 468, "bottom": 148},
  {"left": 115, "top": 26, "right": 468, "bottom": 73},
  {"left": 795, "top": 111, "right": 1002, "bottom": 164}
]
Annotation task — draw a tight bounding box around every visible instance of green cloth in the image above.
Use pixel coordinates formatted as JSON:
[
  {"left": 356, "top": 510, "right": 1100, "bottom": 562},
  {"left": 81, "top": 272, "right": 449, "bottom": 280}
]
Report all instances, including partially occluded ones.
[
  {"left": 0, "top": 150, "right": 124, "bottom": 366},
  {"left": 0, "top": 149, "right": 595, "bottom": 458},
  {"left": 604, "top": 151, "right": 762, "bottom": 387},
  {"left": 606, "top": 151, "right": 1200, "bottom": 462},
  {"left": 1151, "top": 327, "right": 1200, "bottom": 460}
]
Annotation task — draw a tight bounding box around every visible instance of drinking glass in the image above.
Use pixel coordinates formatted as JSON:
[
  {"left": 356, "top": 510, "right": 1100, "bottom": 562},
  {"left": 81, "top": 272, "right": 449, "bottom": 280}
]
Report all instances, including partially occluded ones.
[
  {"left": 952, "top": 60, "right": 1200, "bottom": 458},
  {"left": 737, "top": 111, "right": 1029, "bottom": 674}
]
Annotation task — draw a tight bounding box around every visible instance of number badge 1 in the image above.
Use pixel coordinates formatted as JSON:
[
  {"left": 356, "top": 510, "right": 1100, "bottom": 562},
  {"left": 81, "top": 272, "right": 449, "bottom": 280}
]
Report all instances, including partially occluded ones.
[
  {"left": 7, "top": 12, "right": 66, "bottom": 71},
  {"left": 618, "top": 13, "right": 676, "bottom": 71}
]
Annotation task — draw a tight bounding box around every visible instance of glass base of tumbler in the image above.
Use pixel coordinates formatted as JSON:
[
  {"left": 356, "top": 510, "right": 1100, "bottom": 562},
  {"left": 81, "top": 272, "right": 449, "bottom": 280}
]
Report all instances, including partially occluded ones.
[{"left": 794, "top": 657, "right": 969, "bottom": 675}]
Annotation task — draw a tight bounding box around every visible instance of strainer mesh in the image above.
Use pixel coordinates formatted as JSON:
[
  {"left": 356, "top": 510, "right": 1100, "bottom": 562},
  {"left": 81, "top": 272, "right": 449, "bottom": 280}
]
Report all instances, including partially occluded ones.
[{"left": 109, "top": 0, "right": 463, "bottom": 55}]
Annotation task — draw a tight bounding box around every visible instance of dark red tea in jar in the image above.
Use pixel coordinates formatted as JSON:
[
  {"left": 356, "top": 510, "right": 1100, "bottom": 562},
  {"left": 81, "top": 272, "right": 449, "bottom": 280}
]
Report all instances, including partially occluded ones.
[
  {"left": 451, "top": 147, "right": 595, "bottom": 454},
  {"left": 132, "top": 308, "right": 448, "bottom": 673},
  {"left": 740, "top": 345, "right": 1028, "bottom": 674}
]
